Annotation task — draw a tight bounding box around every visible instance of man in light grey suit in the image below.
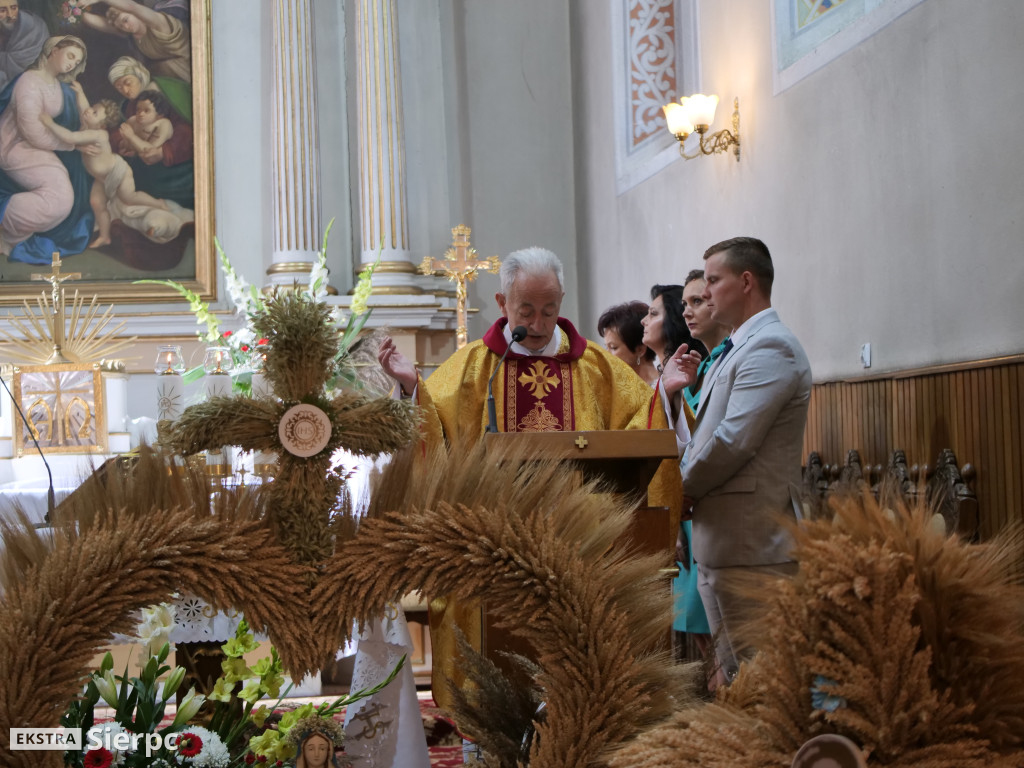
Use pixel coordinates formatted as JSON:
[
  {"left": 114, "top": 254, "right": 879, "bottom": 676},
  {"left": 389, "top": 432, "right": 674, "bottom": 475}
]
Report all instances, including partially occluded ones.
[{"left": 666, "top": 236, "right": 811, "bottom": 686}]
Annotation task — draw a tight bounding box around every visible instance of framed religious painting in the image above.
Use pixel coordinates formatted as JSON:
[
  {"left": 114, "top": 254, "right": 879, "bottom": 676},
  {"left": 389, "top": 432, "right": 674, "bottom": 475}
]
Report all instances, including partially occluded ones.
[
  {"left": 770, "top": 0, "right": 927, "bottom": 93},
  {"left": 0, "top": 0, "right": 215, "bottom": 306}
]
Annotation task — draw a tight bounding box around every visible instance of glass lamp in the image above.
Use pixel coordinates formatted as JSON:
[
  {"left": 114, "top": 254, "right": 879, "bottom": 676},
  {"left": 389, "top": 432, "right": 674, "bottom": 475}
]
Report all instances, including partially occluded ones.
[
  {"left": 155, "top": 345, "right": 185, "bottom": 375},
  {"left": 249, "top": 344, "right": 268, "bottom": 373},
  {"left": 203, "top": 346, "right": 234, "bottom": 375}
]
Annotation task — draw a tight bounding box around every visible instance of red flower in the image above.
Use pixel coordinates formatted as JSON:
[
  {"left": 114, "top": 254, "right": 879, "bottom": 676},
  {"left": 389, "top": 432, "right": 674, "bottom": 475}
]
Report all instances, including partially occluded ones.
[
  {"left": 222, "top": 331, "right": 233, "bottom": 338},
  {"left": 257, "top": 338, "right": 269, "bottom": 345},
  {"left": 240, "top": 344, "right": 250, "bottom": 352},
  {"left": 245, "top": 754, "right": 256, "bottom": 765},
  {"left": 177, "top": 732, "right": 204, "bottom": 757},
  {"left": 84, "top": 748, "right": 114, "bottom": 768}
]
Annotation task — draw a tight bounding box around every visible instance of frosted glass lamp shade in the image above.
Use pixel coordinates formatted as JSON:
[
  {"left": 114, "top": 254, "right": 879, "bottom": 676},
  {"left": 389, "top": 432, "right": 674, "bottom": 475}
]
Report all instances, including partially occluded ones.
[
  {"left": 662, "top": 102, "right": 693, "bottom": 137},
  {"left": 683, "top": 93, "right": 719, "bottom": 129}
]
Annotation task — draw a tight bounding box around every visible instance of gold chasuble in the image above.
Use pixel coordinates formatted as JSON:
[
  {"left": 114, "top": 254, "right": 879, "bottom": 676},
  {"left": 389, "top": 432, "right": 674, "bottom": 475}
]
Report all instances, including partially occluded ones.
[{"left": 414, "top": 317, "right": 681, "bottom": 709}]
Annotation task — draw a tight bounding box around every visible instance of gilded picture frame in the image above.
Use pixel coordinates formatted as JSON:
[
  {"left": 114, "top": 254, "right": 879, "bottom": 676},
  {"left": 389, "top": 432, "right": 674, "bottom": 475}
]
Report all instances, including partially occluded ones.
[
  {"left": 12, "top": 363, "right": 107, "bottom": 454},
  {"left": 0, "top": 0, "right": 214, "bottom": 306}
]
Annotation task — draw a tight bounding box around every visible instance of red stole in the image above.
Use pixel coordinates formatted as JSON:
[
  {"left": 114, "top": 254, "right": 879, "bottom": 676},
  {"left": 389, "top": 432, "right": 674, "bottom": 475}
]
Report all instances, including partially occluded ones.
[{"left": 482, "top": 318, "right": 588, "bottom": 433}]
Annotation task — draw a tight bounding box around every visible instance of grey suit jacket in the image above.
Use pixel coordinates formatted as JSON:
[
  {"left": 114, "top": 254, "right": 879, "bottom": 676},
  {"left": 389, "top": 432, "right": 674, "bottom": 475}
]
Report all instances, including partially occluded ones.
[{"left": 681, "top": 308, "right": 811, "bottom": 568}]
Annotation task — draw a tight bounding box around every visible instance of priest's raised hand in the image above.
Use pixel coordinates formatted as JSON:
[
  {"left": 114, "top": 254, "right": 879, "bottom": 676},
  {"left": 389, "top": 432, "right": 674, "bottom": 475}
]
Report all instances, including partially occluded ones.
[{"left": 378, "top": 335, "right": 418, "bottom": 396}]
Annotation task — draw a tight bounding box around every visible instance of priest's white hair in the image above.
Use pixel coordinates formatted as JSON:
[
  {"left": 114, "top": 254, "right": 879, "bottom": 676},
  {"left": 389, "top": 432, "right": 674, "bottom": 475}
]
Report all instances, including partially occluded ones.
[{"left": 500, "top": 247, "right": 564, "bottom": 294}]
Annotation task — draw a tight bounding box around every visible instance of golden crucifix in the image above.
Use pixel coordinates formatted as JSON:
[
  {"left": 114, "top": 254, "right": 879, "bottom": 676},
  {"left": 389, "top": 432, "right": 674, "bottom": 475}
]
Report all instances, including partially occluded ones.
[
  {"left": 419, "top": 224, "right": 500, "bottom": 349},
  {"left": 30, "top": 252, "right": 81, "bottom": 365}
]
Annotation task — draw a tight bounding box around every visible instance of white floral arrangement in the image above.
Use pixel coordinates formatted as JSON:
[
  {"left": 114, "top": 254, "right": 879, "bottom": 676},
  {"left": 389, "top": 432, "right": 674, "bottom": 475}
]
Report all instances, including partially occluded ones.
[
  {"left": 136, "top": 219, "right": 379, "bottom": 395},
  {"left": 66, "top": 616, "right": 402, "bottom": 768}
]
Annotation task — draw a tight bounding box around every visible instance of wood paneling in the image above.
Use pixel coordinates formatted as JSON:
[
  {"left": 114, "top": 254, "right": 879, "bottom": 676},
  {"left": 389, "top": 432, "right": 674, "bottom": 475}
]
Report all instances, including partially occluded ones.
[{"left": 803, "top": 358, "right": 1024, "bottom": 541}]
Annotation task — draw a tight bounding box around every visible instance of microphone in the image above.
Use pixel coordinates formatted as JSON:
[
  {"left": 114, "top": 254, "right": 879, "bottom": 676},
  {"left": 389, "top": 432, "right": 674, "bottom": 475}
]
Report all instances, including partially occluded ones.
[
  {"left": 0, "top": 369, "right": 56, "bottom": 525},
  {"left": 486, "top": 325, "right": 527, "bottom": 433}
]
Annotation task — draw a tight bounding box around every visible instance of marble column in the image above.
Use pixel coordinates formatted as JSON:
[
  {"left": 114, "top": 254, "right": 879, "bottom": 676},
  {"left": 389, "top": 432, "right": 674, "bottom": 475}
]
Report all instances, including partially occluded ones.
[
  {"left": 267, "top": 0, "right": 324, "bottom": 290},
  {"left": 355, "top": 0, "right": 422, "bottom": 295}
]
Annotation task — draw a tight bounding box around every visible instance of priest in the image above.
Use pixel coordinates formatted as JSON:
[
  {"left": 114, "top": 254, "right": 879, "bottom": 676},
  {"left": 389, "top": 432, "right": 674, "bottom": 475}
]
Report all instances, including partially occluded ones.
[{"left": 378, "top": 246, "right": 681, "bottom": 708}]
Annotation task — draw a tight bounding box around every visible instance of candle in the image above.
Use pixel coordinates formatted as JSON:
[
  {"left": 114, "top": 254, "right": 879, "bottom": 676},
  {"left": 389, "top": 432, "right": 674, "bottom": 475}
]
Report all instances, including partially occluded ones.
[
  {"left": 202, "top": 346, "right": 234, "bottom": 399},
  {"left": 204, "top": 373, "right": 231, "bottom": 399},
  {"left": 251, "top": 371, "right": 272, "bottom": 400},
  {"left": 249, "top": 344, "right": 274, "bottom": 476},
  {"left": 156, "top": 374, "right": 184, "bottom": 421},
  {"left": 154, "top": 345, "right": 185, "bottom": 422}
]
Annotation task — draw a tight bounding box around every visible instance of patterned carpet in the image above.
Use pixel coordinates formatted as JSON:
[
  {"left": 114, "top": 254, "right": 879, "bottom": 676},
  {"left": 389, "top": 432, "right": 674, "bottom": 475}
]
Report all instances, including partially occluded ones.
[
  {"left": 420, "top": 696, "right": 464, "bottom": 767},
  {"left": 428, "top": 745, "right": 465, "bottom": 767}
]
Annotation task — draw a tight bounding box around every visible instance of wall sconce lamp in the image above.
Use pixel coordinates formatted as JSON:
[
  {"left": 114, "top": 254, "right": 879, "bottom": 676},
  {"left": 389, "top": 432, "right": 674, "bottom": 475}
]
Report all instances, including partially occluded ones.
[{"left": 662, "top": 94, "right": 740, "bottom": 162}]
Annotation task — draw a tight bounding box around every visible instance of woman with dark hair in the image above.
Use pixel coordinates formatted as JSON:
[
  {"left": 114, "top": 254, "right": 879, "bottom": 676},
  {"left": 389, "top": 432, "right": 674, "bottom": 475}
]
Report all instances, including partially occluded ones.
[
  {"left": 597, "top": 300, "right": 659, "bottom": 386},
  {"left": 641, "top": 283, "right": 711, "bottom": 674},
  {"left": 641, "top": 284, "right": 706, "bottom": 370}
]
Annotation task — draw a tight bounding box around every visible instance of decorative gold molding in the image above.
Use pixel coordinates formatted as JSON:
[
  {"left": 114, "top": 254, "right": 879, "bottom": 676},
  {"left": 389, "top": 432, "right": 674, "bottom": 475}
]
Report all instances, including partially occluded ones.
[
  {"left": 370, "top": 260, "right": 417, "bottom": 274},
  {"left": 266, "top": 261, "right": 315, "bottom": 275},
  {"left": 364, "top": 301, "right": 442, "bottom": 308},
  {"left": 368, "top": 285, "right": 423, "bottom": 296}
]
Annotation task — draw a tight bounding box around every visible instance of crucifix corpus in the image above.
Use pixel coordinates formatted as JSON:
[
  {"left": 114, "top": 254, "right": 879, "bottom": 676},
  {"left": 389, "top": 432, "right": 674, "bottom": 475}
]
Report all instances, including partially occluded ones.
[
  {"left": 420, "top": 224, "right": 500, "bottom": 349},
  {"left": 30, "top": 252, "right": 81, "bottom": 365}
]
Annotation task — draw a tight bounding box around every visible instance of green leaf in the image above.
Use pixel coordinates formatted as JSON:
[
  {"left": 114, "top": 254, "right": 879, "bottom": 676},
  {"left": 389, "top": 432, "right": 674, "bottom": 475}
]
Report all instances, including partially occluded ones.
[
  {"left": 135, "top": 278, "right": 220, "bottom": 341},
  {"left": 338, "top": 308, "right": 372, "bottom": 353},
  {"left": 317, "top": 655, "right": 406, "bottom": 717},
  {"left": 182, "top": 365, "right": 205, "bottom": 385}
]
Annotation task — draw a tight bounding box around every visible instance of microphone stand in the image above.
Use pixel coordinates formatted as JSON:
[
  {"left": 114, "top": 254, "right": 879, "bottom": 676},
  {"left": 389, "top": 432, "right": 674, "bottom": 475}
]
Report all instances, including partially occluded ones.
[
  {"left": 0, "top": 370, "right": 56, "bottom": 525},
  {"left": 486, "top": 325, "right": 527, "bottom": 433}
]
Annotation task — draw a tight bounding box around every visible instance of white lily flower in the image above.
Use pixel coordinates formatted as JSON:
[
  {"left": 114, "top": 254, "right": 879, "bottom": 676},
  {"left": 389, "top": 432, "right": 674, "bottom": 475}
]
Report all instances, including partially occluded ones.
[
  {"left": 93, "top": 669, "right": 119, "bottom": 709},
  {"left": 171, "top": 687, "right": 206, "bottom": 728}
]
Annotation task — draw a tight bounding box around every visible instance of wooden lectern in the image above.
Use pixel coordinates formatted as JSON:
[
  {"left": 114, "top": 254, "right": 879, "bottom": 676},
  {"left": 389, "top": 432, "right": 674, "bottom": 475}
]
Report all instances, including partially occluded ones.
[{"left": 481, "top": 428, "right": 679, "bottom": 658}]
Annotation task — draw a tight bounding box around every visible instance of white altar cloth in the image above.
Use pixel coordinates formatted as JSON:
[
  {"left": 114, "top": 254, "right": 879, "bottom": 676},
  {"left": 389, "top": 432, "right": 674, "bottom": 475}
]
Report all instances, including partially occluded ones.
[{"left": 344, "top": 607, "right": 430, "bottom": 768}]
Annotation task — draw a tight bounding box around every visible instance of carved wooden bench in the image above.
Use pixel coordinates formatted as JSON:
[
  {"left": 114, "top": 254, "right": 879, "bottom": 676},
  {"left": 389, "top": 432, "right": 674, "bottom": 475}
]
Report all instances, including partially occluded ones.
[{"left": 803, "top": 448, "right": 977, "bottom": 539}]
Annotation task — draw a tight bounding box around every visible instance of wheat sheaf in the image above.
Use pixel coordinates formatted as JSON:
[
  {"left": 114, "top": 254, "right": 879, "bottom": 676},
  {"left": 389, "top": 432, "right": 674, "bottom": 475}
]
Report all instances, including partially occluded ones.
[
  {"left": 604, "top": 493, "right": 1024, "bottom": 768},
  {"left": 1, "top": 439, "right": 692, "bottom": 768},
  {"left": 314, "top": 439, "right": 693, "bottom": 767},
  {"left": 0, "top": 450, "right": 316, "bottom": 768}
]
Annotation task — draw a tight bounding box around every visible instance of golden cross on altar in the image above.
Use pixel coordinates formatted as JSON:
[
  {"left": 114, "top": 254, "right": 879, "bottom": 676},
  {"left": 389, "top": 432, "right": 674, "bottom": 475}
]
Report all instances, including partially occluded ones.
[
  {"left": 30, "top": 252, "right": 81, "bottom": 365},
  {"left": 419, "top": 224, "right": 500, "bottom": 349}
]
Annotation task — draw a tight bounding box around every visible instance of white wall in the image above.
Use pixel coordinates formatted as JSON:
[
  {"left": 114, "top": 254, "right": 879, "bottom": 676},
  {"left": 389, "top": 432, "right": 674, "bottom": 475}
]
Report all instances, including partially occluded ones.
[
  {"left": 571, "top": 0, "right": 1024, "bottom": 380},
  {"left": 209, "top": 0, "right": 579, "bottom": 341},
  {"left": 209, "top": 0, "right": 355, "bottom": 303},
  {"left": 413, "top": 0, "right": 579, "bottom": 338}
]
